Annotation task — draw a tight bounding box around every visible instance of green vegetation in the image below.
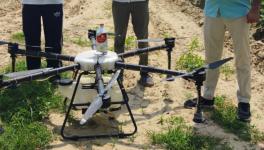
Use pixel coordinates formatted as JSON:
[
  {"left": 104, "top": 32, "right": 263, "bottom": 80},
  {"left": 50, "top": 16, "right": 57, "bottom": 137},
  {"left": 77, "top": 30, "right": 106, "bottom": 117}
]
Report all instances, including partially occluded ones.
[
  {"left": 3, "top": 59, "right": 27, "bottom": 73},
  {"left": 72, "top": 37, "right": 91, "bottom": 47},
  {"left": 125, "top": 36, "right": 136, "bottom": 49},
  {"left": 210, "top": 96, "right": 264, "bottom": 143},
  {"left": 187, "top": 37, "right": 200, "bottom": 52},
  {"left": 10, "top": 32, "right": 25, "bottom": 43},
  {"left": 220, "top": 64, "right": 235, "bottom": 80},
  {"left": 257, "top": 0, "right": 264, "bottom": 28},
  {"left": 254, "top": 0, "right": 264, "bottom": 40},
  {"left": 161, "top": 32, "right": 171, "bottom": 38},
  {"left": 176, "top": 38, "right": 204, "bottom": 72},
  {"left": 0, "top": 61, "right": 64, "bottom": 150},
  {"left": 0, "top": 122, "right": 51, "bottom": 150},
  {"left": 149, "top": 116, "right": 232, "bottom": 150}
]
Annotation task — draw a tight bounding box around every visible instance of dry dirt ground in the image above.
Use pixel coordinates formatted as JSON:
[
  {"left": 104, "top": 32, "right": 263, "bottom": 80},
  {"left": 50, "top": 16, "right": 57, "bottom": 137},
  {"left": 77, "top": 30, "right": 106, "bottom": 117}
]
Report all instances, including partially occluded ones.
[{"left": 0, "top": 0, "right": 264, "bottom": 150}]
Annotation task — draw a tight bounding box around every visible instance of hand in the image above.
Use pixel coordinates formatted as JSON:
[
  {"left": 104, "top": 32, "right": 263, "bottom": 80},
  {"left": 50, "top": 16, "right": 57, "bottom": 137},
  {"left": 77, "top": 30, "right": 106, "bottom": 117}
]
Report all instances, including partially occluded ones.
[{"left": 247, "top": 7, "right": 260, "bottom": 23}]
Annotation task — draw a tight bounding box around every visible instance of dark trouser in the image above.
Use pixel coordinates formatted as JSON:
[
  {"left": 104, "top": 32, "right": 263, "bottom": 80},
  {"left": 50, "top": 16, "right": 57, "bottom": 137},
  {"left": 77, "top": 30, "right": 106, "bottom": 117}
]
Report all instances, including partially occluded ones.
[
  {"left": 22, "top": 4, "right": 63, "bottom": 70},
  {"left": 112, "top": 1, "right": 149, "bottom": 72}
]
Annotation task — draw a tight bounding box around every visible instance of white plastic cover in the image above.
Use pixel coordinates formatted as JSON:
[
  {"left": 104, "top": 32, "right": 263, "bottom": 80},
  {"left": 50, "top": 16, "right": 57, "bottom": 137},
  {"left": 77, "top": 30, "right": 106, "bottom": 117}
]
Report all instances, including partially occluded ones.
[{"left": 74, "top": 50, "right": 118, "bottom": 71}]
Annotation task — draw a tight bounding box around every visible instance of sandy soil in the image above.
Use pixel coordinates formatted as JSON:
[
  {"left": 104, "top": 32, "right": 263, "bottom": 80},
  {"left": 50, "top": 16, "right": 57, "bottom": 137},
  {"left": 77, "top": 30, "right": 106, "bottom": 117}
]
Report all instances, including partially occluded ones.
[{"left": 0, "top": 0, "right": 264, "bottom": 150}]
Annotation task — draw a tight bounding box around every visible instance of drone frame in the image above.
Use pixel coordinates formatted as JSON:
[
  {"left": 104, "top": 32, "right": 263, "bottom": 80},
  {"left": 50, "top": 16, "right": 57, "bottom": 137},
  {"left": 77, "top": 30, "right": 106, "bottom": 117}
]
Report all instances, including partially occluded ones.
[{"left": 0, "top": 34, "right": 233, "bottom": 140}]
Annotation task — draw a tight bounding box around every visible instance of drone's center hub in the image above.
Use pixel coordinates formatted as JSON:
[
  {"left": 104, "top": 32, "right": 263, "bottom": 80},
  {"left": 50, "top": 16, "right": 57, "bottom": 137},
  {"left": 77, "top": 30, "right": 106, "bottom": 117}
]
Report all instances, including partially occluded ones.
[{"left": 74, "top": 50, "right": 118, "bottom": 71}]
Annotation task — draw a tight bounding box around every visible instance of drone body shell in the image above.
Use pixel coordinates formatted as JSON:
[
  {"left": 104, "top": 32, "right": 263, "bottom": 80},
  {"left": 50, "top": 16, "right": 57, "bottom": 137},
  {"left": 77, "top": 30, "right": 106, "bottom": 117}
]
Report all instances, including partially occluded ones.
[{"left": 74, "top": 50, "right": 118, "bottom": 71}]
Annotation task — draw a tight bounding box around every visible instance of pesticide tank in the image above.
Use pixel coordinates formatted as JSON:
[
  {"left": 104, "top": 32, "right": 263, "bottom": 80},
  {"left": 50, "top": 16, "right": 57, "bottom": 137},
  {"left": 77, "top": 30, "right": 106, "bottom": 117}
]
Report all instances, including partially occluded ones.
[{"left": 58, "top": 77, "right": 122, "bottom": 109}]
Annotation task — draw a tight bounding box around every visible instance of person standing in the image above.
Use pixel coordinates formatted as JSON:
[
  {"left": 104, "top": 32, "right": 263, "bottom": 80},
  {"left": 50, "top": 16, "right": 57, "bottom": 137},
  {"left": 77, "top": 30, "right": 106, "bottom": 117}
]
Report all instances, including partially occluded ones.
[
  {"left": 184, "top": 0, "right": 261, "bottom": 122},
  {"left": 22, "top": 0, "right": 63, "bottom": 80},
  {"left": 112, "top": 0, "right": 154, "bottom": 87}
]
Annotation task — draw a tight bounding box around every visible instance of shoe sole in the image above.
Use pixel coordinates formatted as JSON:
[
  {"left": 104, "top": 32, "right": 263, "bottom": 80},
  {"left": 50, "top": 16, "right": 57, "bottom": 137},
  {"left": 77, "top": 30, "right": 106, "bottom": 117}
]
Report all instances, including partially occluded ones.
[
  {"left": 237, "top": 116, "right": 251, "bottom": 122},
  {"left": 109, "top": 106, "right": 122, "bottom": 112},
  {"left": 138, "top": 81, "right": 154, "bottom": 87},
  {"left": 184, "top": 105, "right": 214, "bottom": 109}
]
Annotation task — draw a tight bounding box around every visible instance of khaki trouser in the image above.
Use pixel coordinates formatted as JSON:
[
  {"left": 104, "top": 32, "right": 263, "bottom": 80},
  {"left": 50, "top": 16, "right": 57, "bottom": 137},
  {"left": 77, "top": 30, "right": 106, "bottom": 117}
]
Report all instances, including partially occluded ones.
[
  {"left": 112, "top": 1, "right": 149, "bottom": 67},
  {"left": 203, "top": 16, "right": 251, "bottom": 103}
]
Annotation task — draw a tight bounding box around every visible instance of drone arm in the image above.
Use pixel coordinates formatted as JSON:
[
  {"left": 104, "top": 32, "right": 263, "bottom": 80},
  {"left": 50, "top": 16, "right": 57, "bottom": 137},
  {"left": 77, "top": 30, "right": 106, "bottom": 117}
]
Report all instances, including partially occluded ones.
[
  {"left": 115, "top": 62, "right": 186, "bottom": 77},
  {"left": 95, "top": 65, "right": 105, "bottom": 96},
  {"left": 0, "top": 64, "right": 79, "bottom": 88},
  {"left": 8, "top": 48, "right": 75, "bottom": 62},
  {"left": 118, "top": 45, "right": 167, "bottom": 58}
]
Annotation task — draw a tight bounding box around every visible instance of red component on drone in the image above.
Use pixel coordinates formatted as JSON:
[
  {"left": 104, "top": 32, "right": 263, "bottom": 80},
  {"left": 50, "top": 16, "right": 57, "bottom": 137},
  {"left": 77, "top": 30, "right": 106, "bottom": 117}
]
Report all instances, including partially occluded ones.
[{"left": 96, "top": 33, "right": 107, "bottom": 43}]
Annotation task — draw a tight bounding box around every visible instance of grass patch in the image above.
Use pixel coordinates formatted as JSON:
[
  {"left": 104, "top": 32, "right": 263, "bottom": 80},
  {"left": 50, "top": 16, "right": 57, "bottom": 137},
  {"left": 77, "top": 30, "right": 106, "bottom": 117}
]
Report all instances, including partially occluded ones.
[
  {"left": 125, "top": 36, "right": 136, "bottom": 49},
  {"left": 210, "top": 96, "right": 264, "bottom": 143},
  {"left": 108, "top": 46, "right": 115, "bottom": 52},
  {"left": 257, "top": 0, "right": 264, "bottom": 28},
  {"left": 3, "top": 59, "right": 27, "bottom": 73},
  {"left": 220, "top": 64, "right": 235, "bottom": 80},
  {"left": 148, "top": 117, "right": 231, "bottom": 150},
  {"left": 0, "top": 122, "right": 51, "bottom": 150},
  {"left": 0, "top": 61, "right": 64, "bottom": 149},
  {"left": 160, "top": 31, "right": 172, "bottom": 38},
  {"left": 72, "top": 37, "right": 91, "bottom": 47},
  {"left": 187, "top": 37, "right": 201, "bottom": 52},
  {"left": 176, "top": 38, "right": 204, "bottom": 72},
  {"left": 10, "top": 32, "right": 25, "bottom": 43}
]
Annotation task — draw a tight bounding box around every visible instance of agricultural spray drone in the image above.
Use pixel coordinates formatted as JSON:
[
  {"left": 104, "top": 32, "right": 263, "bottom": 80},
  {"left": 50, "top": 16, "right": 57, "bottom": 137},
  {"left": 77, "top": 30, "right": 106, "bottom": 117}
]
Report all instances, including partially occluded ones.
[{"left": 0, "top": 27, "right": 232, "bottom": 140}]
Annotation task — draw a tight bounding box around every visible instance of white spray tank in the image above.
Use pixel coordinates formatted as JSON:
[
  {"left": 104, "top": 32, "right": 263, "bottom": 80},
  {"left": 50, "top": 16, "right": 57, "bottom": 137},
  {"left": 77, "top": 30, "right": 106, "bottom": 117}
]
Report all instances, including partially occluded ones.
[
  {"left": 79, "top": 70, "right": 121, "bottom": 125},
  {"left": 96, "top": 24, "right": 108, "bottom": 53}
]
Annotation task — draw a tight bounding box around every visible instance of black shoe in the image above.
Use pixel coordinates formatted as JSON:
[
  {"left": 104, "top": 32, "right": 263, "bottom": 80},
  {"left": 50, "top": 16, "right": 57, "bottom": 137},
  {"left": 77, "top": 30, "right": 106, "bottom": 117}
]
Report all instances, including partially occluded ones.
[
  {"left": 237, "top": 102, "right": 251, "bottom": 122},
  {"left": 184, "top": 97, "right": 214, "bottom": 109},
  {"left": 138, "top": 74, "right": 154, "bottom": 87}
]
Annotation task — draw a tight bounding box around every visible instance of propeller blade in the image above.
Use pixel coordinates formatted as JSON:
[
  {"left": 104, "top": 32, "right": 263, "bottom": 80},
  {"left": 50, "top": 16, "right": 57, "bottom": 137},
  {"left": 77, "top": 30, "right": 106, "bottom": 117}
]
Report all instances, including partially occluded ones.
[
  {"left": 0, "top": 40, "right": 53, "bottom": 49},
  {"left": 206, "top": 57, "right": 233, "bottom": 69},
  {"left": 177, "top": 57, "right": 233, "bottom": 79},
  {"left": 106, "top": 32, "right": 121, "bottom": 37},
  {"left": 3, "top": 68, "right": 53, "bottom": 79},
  {"left": 21, "top": 44, "right": 54, "bottom": 49},
  {"left": 137, "top": 37, "right": 190, "bottom": 43},
  {"left": 176, "top": 37, "right": 190, "bottom": 40},
  {"left": 0, "top": 40, "right": 10, "bottom": 45},
  {"left": 137, "top": 38, "right": 164, "bottom": 43}
]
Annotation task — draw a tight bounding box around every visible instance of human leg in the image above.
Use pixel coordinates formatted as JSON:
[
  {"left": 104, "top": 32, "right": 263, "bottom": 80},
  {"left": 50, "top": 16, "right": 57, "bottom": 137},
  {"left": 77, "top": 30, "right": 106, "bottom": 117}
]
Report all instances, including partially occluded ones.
[
  {"left": 184, "top": 16, "right": 225, "bottom": 108},
  {"left": 42, "top": 4, "right": 63, "bottom": 69},
  {"left": 22, "top": 5, "right": 42, "bottom": 70},
  {"left": 131, "top": 1, "right": 149, "bottom": 66},
  {"left": 225, "top": 16, "right": 251, "bottom": 121},
  {"left": 203, "top": 16, "right": 226, "bottom": 100},
  {"left": 131, "top": 1, "right": 153, "bottom": 87},
  {"left": 225, "top": 16, "right": 251, "bottom": 103},
  {"left": 112, "top": 1, "right": 130, "bottom": 54}
]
